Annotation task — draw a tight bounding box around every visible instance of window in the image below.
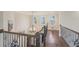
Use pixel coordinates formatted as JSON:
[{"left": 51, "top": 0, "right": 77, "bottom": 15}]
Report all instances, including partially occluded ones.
[
  {"left": 49, "top": 16, "right": 55, "bottom": 25},
  {"left": 40, "top": 16, "right": 45, "bottom": 25},
  {"left": 32, "top": 16, "right": 37, "bottom": 25}
]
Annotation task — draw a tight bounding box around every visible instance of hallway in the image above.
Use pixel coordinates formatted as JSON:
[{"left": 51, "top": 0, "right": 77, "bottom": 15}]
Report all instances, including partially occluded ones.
[{"left": 46, "top": 31, "right": 68, "bottom": 47}]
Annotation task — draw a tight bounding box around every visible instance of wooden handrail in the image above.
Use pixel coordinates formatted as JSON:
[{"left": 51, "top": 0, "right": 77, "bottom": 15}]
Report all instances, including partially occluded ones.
[
  {"left": 60, "top": 25, "right": 79, "bottom": 34},
  {"left": 0, "top": 29, "right": 35, "bottom": 37},
  {"left": 0, "top": 29, "right": 4, "bottom": 33}
]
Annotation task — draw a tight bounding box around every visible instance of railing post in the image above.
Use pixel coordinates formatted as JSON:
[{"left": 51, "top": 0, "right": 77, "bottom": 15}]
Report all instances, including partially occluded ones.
[
  {"left": 35, "top": 32, "right": 40, "bottom": 47},
  {"left": 27, "top": 35, "right": 31, "bottom": 47}
]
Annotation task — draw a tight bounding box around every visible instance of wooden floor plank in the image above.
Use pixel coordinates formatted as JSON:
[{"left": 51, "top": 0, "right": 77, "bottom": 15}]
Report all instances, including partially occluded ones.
[{"left": 46, "top": 30, "right": 68, "bottom": 47}]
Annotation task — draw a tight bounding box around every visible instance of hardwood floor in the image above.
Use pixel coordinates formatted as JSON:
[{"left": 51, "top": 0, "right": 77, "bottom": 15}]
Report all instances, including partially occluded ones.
[{"left": 45, "top": 30, "right": 69, "bottom": 47}]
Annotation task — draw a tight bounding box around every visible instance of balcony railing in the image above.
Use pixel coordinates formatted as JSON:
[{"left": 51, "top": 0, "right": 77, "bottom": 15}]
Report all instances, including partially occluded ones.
[
  {"left": 0, "top": 27, "right": 47, "bottom": 47},
  {"left": 60, "top": 25, "right": 79, "bottom": 47},
  {"left": 0, "top": 29, "right": 43, "bottom": 47}
]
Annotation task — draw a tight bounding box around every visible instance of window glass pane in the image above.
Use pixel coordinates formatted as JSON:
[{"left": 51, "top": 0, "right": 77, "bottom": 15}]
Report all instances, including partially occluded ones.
[
  {"left": 32, "top": 16, "right": 37, "bottom": 25},
  {"left": 49, "top": 16, "right": 55, "bottom": 25},
  {"left": 40, "top": 16, "right": 45, "bottom": 25}
]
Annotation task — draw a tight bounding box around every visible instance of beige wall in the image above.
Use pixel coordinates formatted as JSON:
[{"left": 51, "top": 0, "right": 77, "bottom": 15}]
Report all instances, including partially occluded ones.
[
  {"left": 0, "top": 12, "right": 3, "bottom": 29},
  {"left": 15, "top": 12, "right": 31, "bottom": 33},
  {"left": 3, "top": 11, "right": 15, "bottom": 31},
  {"left": 1, "top": 11, "right": 32, "bottom": 33},
  {"left": 60, "top": 11, "right": 79, "bottom": 32}
]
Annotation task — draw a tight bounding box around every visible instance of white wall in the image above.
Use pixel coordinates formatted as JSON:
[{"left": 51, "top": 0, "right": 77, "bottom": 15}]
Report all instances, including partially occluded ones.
[{"left": 60, "top": 11, "right": 79, "bottom": 32}]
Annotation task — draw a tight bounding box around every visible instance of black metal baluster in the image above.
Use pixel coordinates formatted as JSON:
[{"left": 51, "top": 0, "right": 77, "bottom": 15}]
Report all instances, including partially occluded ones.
[
  {"left": 24, "top": 36, "right": 27, "bottom": 47},
  {"left": 27, "top": 35, "right": 31, "bottom": 47}
]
